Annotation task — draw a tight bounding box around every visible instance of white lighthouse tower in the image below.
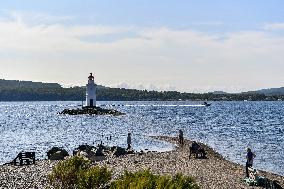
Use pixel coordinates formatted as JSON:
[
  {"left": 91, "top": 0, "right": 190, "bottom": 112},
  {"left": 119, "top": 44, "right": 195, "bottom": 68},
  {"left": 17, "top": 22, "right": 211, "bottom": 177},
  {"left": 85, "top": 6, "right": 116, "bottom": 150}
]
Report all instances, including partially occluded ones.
[{"left": 86, "top": 73, "right": 96, "bottom": 107}]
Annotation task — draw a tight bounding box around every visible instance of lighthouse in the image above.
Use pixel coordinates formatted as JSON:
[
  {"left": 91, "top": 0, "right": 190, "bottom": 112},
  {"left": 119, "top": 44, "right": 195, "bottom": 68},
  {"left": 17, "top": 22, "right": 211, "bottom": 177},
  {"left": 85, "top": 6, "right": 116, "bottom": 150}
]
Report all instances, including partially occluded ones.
[{"left": 86, "top": 73, "right": 96, "bottom": 107}]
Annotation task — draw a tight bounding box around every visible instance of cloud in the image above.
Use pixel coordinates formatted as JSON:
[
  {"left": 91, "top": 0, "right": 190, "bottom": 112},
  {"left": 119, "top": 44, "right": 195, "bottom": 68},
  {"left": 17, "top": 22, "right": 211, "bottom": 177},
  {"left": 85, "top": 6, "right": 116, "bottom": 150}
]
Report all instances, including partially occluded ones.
[
  {"left": 0, "top": 11, "right": 284, "bottom": 92},
  {"left": 191, "top": 21, "right": 224, "bottom": 27},
  {"left": 263, "top": 23, "right": 284, "bottom": 30},
  {"left": 0, "top": 9, "right": 73, "bottom": 24}
]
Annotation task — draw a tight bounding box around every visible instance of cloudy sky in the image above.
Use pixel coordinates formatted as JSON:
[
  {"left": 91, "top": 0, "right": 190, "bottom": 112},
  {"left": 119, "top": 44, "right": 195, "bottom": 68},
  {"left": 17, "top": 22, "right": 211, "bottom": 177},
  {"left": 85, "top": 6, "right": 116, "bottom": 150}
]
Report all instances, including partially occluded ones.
[{"left": 1, "top": 0, "right": 284, "bottom": 92}]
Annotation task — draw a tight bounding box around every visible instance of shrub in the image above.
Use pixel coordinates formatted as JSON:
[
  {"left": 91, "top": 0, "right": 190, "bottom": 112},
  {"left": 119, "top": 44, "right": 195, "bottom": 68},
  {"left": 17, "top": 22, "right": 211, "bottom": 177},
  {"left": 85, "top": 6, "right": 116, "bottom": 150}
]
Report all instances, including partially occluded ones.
[
  {"left": 49, "top": 156, "right": 199, "bottom": 189},
  {"left": 48, "top": 156, "right": 111, "bottom": 189},
  {"left": 160, "top": 173, "right": 200, "bottom": 189},
  {"left": 77, "top": 166, "right": 112, "bottom": 189},
  {"left": 110, "top": 170, "right": 200, "bottom": 189}
]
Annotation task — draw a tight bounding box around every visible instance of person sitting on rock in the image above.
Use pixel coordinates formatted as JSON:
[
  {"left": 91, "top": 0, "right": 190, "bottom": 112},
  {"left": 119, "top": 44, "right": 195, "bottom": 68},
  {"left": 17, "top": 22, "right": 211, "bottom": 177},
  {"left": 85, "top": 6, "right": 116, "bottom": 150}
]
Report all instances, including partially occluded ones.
[
  {"left": 189, "top": 141, "right": 206, "bottom": 159},
  {"left": 189, "top": 141, "right": 199, "bottom": 157},
  {"left": 127, "top": 133, "right": 132, "bottom": 150}
]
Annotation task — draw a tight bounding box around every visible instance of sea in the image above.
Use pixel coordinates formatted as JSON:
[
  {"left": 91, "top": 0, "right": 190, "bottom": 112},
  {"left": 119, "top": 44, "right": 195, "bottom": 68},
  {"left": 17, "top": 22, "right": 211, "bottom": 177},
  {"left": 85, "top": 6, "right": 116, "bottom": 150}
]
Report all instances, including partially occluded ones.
[{"left": 0, "top": 101, "right": 283, "bottom": 176}]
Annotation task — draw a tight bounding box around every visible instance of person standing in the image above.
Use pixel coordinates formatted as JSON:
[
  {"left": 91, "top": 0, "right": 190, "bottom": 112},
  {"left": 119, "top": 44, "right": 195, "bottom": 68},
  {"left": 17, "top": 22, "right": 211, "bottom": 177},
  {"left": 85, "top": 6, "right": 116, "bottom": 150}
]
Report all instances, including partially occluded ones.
[
  {"left": 178, "top": 130, "right": 184, "bottom": 147},
  {"left": 246, "top": 148, "right": 256, "bottom": 178},
  {"left": 127, "top": 133, "right": 132, "bottom": 150}
]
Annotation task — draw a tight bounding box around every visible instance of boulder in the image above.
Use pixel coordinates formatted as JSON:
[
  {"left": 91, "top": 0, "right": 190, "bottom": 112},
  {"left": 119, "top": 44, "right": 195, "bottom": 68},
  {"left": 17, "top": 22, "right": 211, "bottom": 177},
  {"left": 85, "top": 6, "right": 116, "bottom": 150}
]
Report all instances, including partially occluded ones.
[
  {"left": 73, "top": 145, "right": 95, "bottom": 158},
  {"left": 79, "top": 151, "right": 89, "bottom": 158},
  {"left": 93, "top": 143, "right": 111, "bottom": 156},
  {"left": 112, "top": 146, "right": 127, "bottom": 157},
  {"left": 127, "top": 149, "right": 135, "bottom": 154},
  {"left": 77, "top": 144, "right": 94, "bottom": 152},
  {"left": 95, "top": 147, "right": 105, "bottom": 156},
  {"left": 74, "top": 144, "right": 110, "bottom": 159},
  {"left": 59, "top": 106, "right": 125, "bottom": 116},
  {"left": 47, "top": 147, "right": 69, "bottom": 160}
]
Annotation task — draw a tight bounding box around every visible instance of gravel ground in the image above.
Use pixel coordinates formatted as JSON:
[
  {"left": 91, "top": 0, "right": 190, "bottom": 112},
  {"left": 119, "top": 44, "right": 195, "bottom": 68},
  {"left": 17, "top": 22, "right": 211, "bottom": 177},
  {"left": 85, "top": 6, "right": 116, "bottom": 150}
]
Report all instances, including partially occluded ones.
[
  {"left": 0, "top": 160, "right": 58, "bottom": 189},
  {"left": 0, "top": 136, "right": 283, "bottom": 189}
]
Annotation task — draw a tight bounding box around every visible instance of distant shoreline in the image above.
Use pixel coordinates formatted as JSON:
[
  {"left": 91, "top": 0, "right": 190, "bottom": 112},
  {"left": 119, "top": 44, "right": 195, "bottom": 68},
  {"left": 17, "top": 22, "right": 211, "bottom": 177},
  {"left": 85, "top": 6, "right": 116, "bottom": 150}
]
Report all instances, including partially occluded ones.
[
  {"left": 1, "top": 79, "right": 284, "bottom": 101},
  {"left": 0, "top": 99, "right": 284, "bottom": 102}
]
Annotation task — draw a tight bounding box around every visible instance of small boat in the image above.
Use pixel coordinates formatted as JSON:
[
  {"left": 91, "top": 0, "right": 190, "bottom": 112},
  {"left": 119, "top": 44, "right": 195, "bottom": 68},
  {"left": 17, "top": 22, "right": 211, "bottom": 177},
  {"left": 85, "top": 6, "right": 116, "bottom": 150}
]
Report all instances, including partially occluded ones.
[{"left": 203, "top": 102, "right": 211, "bottom": 107}]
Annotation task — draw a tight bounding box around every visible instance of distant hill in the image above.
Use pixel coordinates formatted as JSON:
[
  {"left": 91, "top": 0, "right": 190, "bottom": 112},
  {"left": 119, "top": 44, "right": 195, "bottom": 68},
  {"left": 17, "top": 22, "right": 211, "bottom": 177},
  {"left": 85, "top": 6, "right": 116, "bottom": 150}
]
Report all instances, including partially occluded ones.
[
  {"left": 0, "top": 79, "right": 61, "bottom": 90},
  {"left": 0, "top": 79, "right": 283, "bottom": 101},
  {"left": 0, "top": 79, "right": 83, "bottom": 101},
  {"left": 211, "top": 91, "right": 228, "bottom": 95},
  {"left": 246, "top": 87, "right": 284, "bottom": 96}
]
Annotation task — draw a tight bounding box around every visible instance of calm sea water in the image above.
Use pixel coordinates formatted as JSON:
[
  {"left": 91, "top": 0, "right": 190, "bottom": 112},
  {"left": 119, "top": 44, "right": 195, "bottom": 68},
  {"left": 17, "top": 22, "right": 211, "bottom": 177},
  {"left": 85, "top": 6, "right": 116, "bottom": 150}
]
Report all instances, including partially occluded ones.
[{"left": 0, "top": 101, "right": 283, "bottom": 176}]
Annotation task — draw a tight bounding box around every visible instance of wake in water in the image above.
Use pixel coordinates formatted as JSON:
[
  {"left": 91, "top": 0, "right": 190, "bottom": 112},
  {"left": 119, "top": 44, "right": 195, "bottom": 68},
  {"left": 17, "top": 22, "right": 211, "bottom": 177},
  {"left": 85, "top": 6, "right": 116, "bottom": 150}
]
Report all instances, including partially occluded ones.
[{"left": 102, "top": 104, "right": 207, "bottom": 107}]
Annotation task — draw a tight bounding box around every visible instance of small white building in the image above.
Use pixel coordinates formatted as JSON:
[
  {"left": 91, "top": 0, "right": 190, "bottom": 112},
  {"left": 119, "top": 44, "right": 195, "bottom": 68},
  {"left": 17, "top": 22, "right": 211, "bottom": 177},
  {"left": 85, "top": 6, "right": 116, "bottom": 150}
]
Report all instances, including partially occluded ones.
[{"left": 86, "top": 73, "right": 96, "bottom": 107}]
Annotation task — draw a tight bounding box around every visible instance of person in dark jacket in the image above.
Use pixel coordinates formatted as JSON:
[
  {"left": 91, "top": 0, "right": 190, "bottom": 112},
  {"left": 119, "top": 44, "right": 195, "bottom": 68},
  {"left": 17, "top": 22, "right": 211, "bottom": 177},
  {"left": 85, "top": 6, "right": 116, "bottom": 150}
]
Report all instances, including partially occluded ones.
[
  {"left": 127, "top": 133, "right": 132, "bottom": 150},
  {"left": 178, "top": 130, "right": 184, "bottom": 147},
  {"left": 246, "top": 148, "right": 256, "bottom": 178}
]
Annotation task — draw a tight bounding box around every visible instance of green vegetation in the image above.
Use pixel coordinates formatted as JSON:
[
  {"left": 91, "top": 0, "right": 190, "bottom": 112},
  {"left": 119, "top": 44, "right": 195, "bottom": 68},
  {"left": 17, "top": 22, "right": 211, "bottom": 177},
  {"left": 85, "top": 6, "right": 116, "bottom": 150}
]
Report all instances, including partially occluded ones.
[
  {"left": 0, "top": 79, "right": 284, "bottom": 101},
  {"left": 49, "top": 156, "right": 111, "bottom": 189},
  {"left": 110, "top": 170, "right": 200, "bottom": 189},
  {"left": 49, "top": 156, "right": 199, "bottom": 189},
  {"left": 0, "top": 79, "right": 84, "bottom": 101}
]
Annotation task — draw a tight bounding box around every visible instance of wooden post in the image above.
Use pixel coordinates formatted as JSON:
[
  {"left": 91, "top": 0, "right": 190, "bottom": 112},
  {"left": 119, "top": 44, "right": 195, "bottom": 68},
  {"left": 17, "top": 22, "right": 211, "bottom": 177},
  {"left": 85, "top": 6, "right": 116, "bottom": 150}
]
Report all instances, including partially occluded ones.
[
  {"left": 32, "top": 152, "right": 35, "bottom": 164},
  {"left": 19, "top": 153, "right": 23, "bottom": 166}
]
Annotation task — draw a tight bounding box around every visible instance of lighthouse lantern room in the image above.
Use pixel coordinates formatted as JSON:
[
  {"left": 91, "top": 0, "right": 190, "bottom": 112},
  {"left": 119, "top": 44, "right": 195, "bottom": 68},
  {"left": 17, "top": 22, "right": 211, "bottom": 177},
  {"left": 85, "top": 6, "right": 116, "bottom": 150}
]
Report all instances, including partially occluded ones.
[{"left": 86, "top": 73, "right": 96, "bottom": 107}]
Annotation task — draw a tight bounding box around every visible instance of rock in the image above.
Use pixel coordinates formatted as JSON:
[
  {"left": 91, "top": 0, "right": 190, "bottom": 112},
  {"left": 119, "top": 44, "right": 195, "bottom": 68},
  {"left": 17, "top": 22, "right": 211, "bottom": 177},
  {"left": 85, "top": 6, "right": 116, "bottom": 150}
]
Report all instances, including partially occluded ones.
[
  {"left": 74, "top": 144, "right": 111, "bottom": 161},
  {"left": 127, "top": 149, "right": 135, "bottom": 154},
  {"left": 77, "top": 144, "right": 94, "bottom": 152},
  {"left": 138, "top": 150, "right": 144, "bottom": 155},
  {"left": 95, "top": 148, "right": 105, "bottom": 156},
  {"left": 74, "top": 145, "right": 95, "bottom": 159},
  {"left": 78, "top": 151, "right": 89, "bottom": 158},
  {"left": 47, "top": 147, "right": 69, "bottom": 160},
  {"left": 59, "top": 106, "right": 125, "bottom": 116},
  {"left": 112, "top": 146, "right": 127, "bottom": 157}
]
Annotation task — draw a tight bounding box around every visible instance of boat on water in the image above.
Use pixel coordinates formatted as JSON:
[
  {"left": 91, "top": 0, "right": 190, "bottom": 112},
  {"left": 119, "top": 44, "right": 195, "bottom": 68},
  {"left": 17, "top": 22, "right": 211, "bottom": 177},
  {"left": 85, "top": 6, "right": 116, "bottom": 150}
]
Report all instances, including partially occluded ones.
[{"left": 203, "top": 102, "right": 211, "bottom": 107}]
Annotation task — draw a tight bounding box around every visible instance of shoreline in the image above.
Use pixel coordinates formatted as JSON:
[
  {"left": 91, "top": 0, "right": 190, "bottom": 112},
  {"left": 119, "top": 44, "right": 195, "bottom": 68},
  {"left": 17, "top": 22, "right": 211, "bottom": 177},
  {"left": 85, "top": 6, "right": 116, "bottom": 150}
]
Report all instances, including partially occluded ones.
[
  {"left": 0, "top": 136, "right": 283, "bottom": 188},
  {"left": 151, "top": 136, "right": 284, "bottom": 187}
]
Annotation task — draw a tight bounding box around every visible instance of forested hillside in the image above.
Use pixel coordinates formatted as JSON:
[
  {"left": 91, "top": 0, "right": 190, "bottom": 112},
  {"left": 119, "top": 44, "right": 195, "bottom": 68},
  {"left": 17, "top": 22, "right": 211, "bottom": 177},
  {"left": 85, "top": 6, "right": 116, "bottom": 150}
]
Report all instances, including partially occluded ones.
[
  {"left": 0, "top": 79, "right": 283, "bottom": 101},
  {"left": 250, "top": 87, "right": 284, "bottom": 96}
]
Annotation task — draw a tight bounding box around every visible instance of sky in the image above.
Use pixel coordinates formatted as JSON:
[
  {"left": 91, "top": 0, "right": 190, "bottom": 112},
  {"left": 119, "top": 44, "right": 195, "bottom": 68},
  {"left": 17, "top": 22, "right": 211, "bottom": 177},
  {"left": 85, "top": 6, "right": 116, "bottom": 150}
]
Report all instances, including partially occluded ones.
[{"left": 1, "top": 0, "right": 284, "bottom": 92}]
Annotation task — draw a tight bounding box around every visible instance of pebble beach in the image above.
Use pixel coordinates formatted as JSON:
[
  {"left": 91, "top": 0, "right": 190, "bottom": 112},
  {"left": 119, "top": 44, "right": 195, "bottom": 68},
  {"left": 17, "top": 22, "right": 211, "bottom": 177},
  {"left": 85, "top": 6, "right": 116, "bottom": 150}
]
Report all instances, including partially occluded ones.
[{"left": 0, "top": 136, "right": 283, "bottom": 189}]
